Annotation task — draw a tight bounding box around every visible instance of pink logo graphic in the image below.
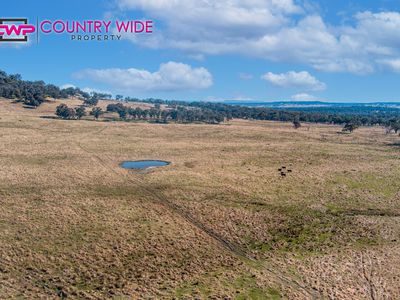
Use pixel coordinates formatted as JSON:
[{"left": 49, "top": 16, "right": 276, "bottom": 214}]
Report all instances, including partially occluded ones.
[
  {"left": 0, "top": 18, "right": 35, "bottom": 42},
  {"left": 0, "top": 24, "right": 35, "bottom": 36}
]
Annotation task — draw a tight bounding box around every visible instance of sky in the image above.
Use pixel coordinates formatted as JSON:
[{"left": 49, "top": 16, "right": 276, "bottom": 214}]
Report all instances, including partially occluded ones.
[{"left": 1, "top": 0, "right": 400, "bottom": 102}]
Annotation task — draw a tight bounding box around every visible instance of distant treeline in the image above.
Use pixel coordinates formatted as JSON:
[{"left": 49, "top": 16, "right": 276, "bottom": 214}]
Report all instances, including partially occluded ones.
[
  {"left": 268, "top": 105, "right": 400, "bottom": 116},
  {"left": 130, "top": 98, "right": 400, "bottom": 128},
  {"left": 106, "top": 103, "right": 226, "bottom": 124}
]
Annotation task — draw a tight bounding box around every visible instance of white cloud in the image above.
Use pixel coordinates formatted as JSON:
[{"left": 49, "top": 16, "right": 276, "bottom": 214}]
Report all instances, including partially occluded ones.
[
  {"left": 114, "top": 1, "right": 400, "bottom": 74},
  {"left": 60, "top": 84, "right": 111, "bottom": 95},
  {"left": 261, "top": 71, "right": 326, "bottom": 91},
  {"left": 291, "top": 93, "right": 318, "bottom": 101},
  {"left": 74, "top": 62, "right": 213, "bottom": 92},
  {"left": 116, "top": 0, "right": 303, "bottom": 54},
  {"left": 82, "top": 87, "right": 112, "bottom": 95},
  {"left": 117, "top": 0, "right": 302, "bottom": 31}
]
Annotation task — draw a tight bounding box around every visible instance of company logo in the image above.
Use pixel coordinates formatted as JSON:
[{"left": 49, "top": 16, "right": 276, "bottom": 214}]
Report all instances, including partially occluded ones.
[
  {"left": 0, "top": 17, "right": 153, "bottom": 43},
  {"left": 0, "top": 18, "right": 35, "bottom": 42}
]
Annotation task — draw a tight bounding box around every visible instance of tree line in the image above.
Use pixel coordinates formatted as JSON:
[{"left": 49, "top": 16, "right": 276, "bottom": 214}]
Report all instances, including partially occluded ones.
[
  {"left": 106, "top": 103, "right": 226, "bottom": 124},
  {"left": 134, "top": 98, "right": 400, "bottom": 132},
  {"left": 56, "top": 102, "right": 227, "bottom": 124},
  {"left": 0, "top": 69, "right": 112, "bottom": 107},
  {"left": 0, "top": 70, "right": 65, "bottom": 107}
]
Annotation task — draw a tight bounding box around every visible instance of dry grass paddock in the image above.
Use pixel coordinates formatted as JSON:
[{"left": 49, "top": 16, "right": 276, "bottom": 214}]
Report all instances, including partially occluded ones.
[{"left": 0, "top": 98, "right": 400, "bottom": 299}]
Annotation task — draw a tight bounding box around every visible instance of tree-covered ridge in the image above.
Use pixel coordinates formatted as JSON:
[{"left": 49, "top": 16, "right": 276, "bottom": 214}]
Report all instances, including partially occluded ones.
[
  {"left": 0, "top": 70, "right": 112, "bottom": 107},
  {"left": 0, "top": 70, "right": 83, "bottom": 106}
]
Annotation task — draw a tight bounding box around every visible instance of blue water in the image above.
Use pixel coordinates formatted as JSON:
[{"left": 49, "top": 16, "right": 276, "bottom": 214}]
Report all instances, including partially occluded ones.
[{"left": 121, "top": 160, "right": 170, "bottom": 170}]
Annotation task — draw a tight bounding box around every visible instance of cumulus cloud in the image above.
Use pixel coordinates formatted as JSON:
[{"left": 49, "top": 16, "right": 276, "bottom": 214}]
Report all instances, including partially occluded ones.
[
  {"left": 82, "top": 87, "right": 112, "bottom": 95},
  {"left": 114, "top": 1, "right": 400, "bottom": 74},
  {"left": 73, "top": 62, "right": 213, "bottom": 92},
  {"left": 117, "top": 0, "right": 302, "bottom": 31},
  {"left": 116, "top": 0, "right": 303, "bottom": 54},
  {"left": 291, "top": 93, "right": 319, "bottom": 101},
  {"left": 261, "top": 71, "right": 326, "bottom": 91},
  {"left": 60, "top": 84, "right": 111, "bottom": 95}
]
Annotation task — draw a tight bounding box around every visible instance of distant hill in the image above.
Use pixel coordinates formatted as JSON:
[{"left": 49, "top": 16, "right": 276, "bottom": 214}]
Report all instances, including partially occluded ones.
[{"left": 222, "top": 101, "right": 400, "bottom": 115}]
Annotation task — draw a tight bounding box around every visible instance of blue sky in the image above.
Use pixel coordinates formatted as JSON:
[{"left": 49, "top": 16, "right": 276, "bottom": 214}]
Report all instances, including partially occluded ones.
[{"left": 2, "top": 0, "right": 400, "bottom": 102}]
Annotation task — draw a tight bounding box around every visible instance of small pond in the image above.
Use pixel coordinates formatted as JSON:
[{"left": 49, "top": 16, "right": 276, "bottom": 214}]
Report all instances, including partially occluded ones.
[{"left": 121, "top": 160, "right": 170, "bottom": 170}]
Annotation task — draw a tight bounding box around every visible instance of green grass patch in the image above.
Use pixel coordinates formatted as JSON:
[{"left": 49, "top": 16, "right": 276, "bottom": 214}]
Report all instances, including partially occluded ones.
[
  {"left": 174, "top": 272, "right": 281, "bottom": 299},
  {"left": 330, "top": 171, "right": 399, "bottom": 199},
  {"left": 249, "top": 205, "right": 365, "bottom": 255},
  {"left": 234, "top": 275, "right": 281, "bottom": 300}
]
